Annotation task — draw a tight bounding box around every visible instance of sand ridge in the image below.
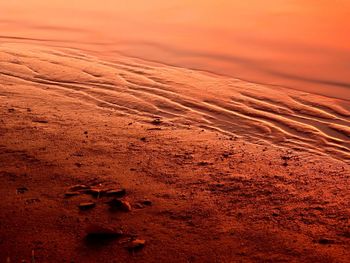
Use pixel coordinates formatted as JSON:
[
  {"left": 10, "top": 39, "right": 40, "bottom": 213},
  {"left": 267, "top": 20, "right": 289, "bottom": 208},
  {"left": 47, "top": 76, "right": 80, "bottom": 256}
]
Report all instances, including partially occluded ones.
[{"left": 0, "top": 43, "right": 349, "bottom": 163}]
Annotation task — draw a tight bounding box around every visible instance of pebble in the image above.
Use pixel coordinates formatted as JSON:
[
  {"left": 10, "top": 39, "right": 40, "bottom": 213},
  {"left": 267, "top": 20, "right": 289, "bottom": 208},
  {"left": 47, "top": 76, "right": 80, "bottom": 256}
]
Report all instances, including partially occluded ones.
[{"left": 127, "top": 239, "right": 146, "bottom": 251}]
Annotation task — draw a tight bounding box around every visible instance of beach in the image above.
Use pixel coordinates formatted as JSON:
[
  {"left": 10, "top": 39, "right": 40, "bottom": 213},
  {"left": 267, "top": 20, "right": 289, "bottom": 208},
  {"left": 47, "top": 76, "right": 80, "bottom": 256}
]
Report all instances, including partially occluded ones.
[{"left": 0, "top": 1, "right": 350, "bottom": 262}]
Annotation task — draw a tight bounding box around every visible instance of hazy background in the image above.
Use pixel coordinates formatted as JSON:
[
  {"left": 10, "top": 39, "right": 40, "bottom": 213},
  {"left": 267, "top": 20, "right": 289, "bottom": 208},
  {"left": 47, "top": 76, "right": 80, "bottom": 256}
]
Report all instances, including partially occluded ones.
[{"left": 1, "top": 0, "right": 349, "bottom": 99}]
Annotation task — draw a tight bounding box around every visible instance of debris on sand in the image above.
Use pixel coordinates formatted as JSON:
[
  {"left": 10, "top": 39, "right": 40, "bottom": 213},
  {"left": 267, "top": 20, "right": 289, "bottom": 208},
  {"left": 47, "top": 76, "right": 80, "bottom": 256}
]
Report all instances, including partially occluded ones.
[
  {"left": 127, "top": 239, "right": 146, "bottom": 251},
  {"left": 78, "top": 202, "right": 96, "bottom": 210},
  {"left": 86, "top": 224, "right": 124, "bottom": 239},
  {"left": 107, "top": 199, "right": 132, "bottom": 212}
]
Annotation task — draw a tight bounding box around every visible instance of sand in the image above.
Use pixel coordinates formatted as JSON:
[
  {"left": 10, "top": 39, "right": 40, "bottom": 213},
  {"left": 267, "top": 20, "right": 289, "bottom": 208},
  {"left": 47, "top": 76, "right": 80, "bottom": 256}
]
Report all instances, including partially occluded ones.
[
  {"left": 0, "top": 42, "right": 349, "bottom": 262},
  {"left": 1, "top": 2, "right": 350, "bottom": 261}
]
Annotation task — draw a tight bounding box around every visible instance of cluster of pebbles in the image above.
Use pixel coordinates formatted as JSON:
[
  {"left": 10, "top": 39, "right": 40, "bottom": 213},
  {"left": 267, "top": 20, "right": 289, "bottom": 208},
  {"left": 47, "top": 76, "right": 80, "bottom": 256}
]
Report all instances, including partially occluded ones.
[{"left": 65, "top": 184, "right": 150, "bottom": 251}]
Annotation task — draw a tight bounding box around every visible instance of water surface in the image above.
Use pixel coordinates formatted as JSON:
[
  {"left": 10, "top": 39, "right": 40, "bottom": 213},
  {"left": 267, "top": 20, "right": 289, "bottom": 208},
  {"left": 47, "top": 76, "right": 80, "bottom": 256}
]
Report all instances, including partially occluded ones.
[{"left": 1, "top": 0, "right": 350, "bottom": 99}]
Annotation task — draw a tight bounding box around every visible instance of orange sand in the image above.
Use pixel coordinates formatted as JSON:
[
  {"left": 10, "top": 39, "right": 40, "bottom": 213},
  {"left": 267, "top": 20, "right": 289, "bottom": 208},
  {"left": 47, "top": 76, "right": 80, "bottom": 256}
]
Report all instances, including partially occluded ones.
[{"left": 0, "top": 1, "right": 350, "bottom": 262}]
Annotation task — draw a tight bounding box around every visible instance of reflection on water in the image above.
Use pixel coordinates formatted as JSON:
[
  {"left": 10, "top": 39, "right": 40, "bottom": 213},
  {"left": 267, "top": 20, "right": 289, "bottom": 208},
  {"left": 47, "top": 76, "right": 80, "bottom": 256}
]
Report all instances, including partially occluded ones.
[{"left": 1, "top": 0, "right": 349, "bottom": 99}]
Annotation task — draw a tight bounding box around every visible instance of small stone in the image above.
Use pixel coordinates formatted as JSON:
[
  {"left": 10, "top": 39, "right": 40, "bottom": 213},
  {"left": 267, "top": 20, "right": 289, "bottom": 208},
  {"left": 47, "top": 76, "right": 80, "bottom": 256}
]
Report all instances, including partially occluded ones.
[
  {"left": 78, "top": 202, "right": 96, "bottom": 210},
  {"left": 127, "top": 239, "right": 146, "bottom": 251},
  {"left": 140, "top": 137, "right": 147, "bottom": 142},
  {"left": 107, "top": 199, "right": 131, "bottom": 212}
]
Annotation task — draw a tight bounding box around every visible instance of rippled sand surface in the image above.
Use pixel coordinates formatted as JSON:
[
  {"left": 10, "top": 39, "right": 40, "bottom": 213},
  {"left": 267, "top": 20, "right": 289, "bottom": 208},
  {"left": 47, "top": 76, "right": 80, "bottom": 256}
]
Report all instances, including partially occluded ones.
[{"left": 1, "top": 43, "right": 349, "bottom": 163}]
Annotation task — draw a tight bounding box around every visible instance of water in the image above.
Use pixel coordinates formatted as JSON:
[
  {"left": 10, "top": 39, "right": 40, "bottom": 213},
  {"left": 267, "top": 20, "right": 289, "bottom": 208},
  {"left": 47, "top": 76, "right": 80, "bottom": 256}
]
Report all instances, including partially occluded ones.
[{"left": 1, "top": 0, "right": 349, "bottom": 99}]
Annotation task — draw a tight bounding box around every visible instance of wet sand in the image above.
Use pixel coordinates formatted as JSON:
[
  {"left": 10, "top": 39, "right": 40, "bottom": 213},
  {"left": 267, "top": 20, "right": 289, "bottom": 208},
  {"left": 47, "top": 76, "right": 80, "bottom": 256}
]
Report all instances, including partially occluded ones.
[{"left": 1, "top": 1, "right": 350, "bottom": 262}]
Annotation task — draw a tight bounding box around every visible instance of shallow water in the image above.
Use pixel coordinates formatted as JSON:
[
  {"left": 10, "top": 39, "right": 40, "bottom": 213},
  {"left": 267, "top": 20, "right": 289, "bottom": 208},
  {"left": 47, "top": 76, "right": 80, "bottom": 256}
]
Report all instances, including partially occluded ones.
[{"left": 1, "top": 0, "right": 350, "bottom": 99}]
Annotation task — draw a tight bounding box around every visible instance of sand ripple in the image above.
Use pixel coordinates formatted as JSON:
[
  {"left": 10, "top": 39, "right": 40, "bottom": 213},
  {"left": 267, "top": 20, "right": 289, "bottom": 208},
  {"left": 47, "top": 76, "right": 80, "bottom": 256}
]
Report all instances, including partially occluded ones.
[{"left": 1, "top": 43, "right": 349, "bottom": 162}]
